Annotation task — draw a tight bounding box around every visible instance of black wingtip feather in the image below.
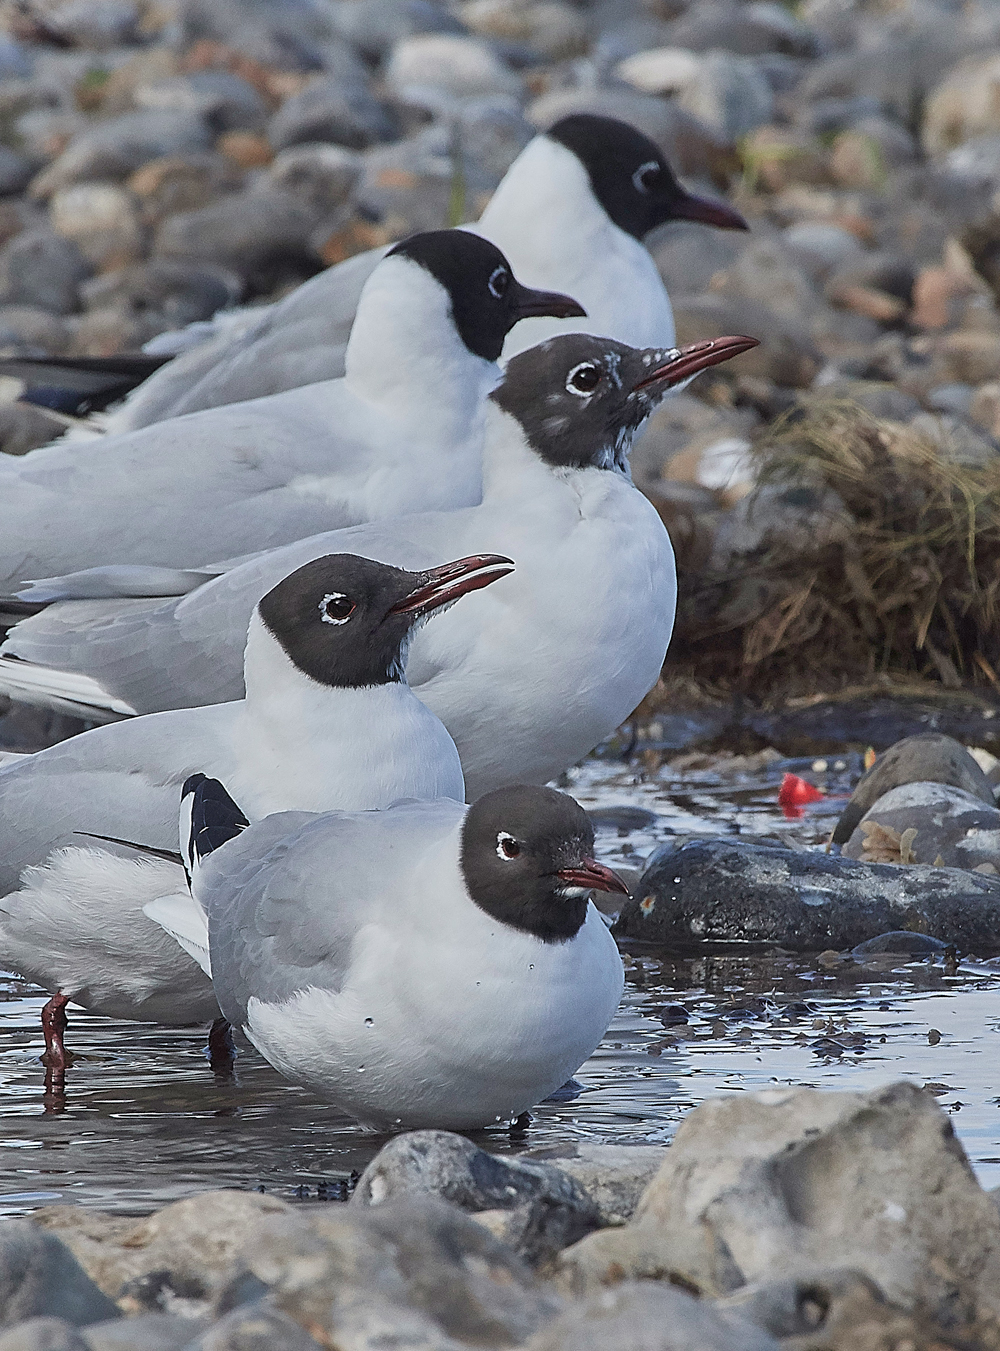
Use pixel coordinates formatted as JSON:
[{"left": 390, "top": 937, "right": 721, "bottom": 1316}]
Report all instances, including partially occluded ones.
[{"left": 185, "top": 775, "right": 249, "bottom": 862}]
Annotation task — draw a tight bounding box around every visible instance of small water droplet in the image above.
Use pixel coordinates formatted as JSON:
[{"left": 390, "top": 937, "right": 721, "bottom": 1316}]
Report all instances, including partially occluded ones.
[
  {"left": 357, "top": 1065, "right": 365, "bottom": 1072},
  {"left": 529, "top": 963, "right": 534, "bottom": 970},
  {"left": 364, "top": 1017, "right": 373, "bottom": 1027}
]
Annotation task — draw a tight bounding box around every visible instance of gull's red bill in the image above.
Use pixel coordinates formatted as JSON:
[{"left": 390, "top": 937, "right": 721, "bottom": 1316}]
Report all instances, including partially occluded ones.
[
  {"left": 557, "top": 858, "right": 630, "bottom": 895},
  {"left": 388, "top": 554, "right": 515, "bottom": 617},
  {"left": 632, "top": 335, "right": 760, "bottom": 391}
]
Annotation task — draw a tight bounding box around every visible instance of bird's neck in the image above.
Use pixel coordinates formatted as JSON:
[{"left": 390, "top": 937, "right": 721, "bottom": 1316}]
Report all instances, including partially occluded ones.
[
  {"left": 237, "top": 616, "right": 453, "bottom": 814},
  {"left": 343, "top": 255, "right": 499, "bottom": 444},
  {"left": 477, "top": 138, "right": 634, "bottom": 279}
]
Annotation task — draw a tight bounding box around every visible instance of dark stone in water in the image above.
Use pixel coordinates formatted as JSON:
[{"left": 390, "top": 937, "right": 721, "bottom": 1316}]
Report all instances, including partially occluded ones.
[
  {"left": 852, "top": 931, "right": 948, "bottom": 956},
  {"left": 617, "top": 837, "right": 1000, "bottom": 953},
  {"left": 587, "top": 806, "right": 659, "bottom": 833},
  {"left": 658, "top": 1004, "right": 689, "bottom": 1025}
]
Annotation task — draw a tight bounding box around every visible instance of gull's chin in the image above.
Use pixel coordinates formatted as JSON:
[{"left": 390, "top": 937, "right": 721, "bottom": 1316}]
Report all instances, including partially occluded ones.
[{"left": 556, "top": 884, "right": 593, "bottom": 900}]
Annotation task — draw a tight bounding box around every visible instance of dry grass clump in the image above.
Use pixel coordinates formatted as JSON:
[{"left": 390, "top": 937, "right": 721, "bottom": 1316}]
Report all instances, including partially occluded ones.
[{"left": 666, "top": 400, "right": 1000, "bottom": 701}]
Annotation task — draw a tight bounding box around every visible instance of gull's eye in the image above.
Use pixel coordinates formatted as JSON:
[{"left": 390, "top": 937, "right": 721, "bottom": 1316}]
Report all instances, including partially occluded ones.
[
  {"left": 496, "top": 831, "right": 521, "bottom": 861},
  {"left": 319, "top": 592, "right": 355, "bottom": 625},
  {"left": 632, "top": 160, "right": 662, "bottom": 194},
  {"left": 488, "top": 265, "right": 510, "bottom": 300},
  {"left": 566, "top": 362, "right": 601, "bottom": 396}
]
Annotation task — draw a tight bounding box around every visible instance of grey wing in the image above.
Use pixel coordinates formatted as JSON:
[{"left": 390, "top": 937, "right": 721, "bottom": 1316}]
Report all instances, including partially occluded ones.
[
  {"left": 1, "top": 513, "right": 465, "bottom": 715},
  {"left": 204, "top": 800, "right": 462, "bottom": 1027},
  {"left": 107, "top": 248, "right": 385, "bottom": 432},
  {"left": 0, "top": 708, "right": 225, "bottom": 893}
]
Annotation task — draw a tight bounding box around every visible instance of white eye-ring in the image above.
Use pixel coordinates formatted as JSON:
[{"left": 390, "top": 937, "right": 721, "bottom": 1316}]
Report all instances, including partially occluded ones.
[
  {"left": 496, "top": 831, "right": 521, "bottom": 861},
  {"left": 319, "top": 592, "right": 355, "bottom": 625},
  {"left": 488, "top": 265, "right": 510, "bottom": 300},
  {"left": 632, "top": 160, "right": 660, "bottom": 194},
  {"left": 566, "top": 362, "right": 601, "bottom": 397}
]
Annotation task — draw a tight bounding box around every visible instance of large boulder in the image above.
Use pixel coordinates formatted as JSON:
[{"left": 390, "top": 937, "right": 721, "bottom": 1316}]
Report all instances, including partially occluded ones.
[
  {"left": 559, "top": 1082, "right": 1000, "bottom": 1329},
  {"left": 615, "top": 835, "right": 1000, "bottom": 951}
]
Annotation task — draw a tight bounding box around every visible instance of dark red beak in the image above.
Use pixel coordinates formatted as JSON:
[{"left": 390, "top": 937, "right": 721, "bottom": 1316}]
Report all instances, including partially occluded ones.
[
  {"left": 513, "top": 281, "right": 587, "bottom": 321},
  {"left": 669, "top": 190, "right": 749, "bottom": 232},
  {"left": 388, "top": 554, "right": 515, "bottom": 617},
  {"left": 632, "top": 335, "right": 759, "bottom": 392},
  {"left": 556, "top": 858, "right": 630, "bottom": 896}
]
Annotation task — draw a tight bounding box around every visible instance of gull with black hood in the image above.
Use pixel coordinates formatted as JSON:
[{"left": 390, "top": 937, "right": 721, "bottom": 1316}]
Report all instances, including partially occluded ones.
[
  {"left": 9, "top": 114, "right": 746, "bottom": 431},
  {"left": 184, "top": 777, "right": 627, "bottom": 1130},
  {"left": 0, "top": 551, "right": 511, "bottom": 1050},
  {"left": 0, "top": 332, "right": 759, "bottom": 798},
  {"left": 0, "top": 230, "right": 581, "bottom": 593}
]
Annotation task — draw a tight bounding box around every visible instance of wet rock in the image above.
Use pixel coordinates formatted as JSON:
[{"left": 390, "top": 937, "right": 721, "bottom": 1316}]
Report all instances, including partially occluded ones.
[
  {"left": 30, "top": 111, "right": 214, "bottom": 199},
  {"left": 386, "top": 34, "right": 524, "bottom": 101},
  {"left": 49, "top": 185, "right": 143, "bottom": 272},
  {"left": 352, "top": 1130, "right": 601, "bottom": 1266},
  {"left": 525, "top": 1281, "right": 779, "bottom": 1351},
  {"left": 0, "top": 231, "right": 89, "bottom": 315},
  {"left": 676, "top": 51, "right": 774, "bottom": 142},
  {"left": 0, "top": 1319, "right": 89, "bottom": 1351},
  {"left": 843, "top": 782, "right": 1000, "bottom": 873},
  {"left": 522, "top": 1144, "right": 666, "bottom": 1226},
  {"left": 616, "top": 835, "right": 1000, "bottom": 952},
  {"left": 81, "top": 1314, "right": 201, "bottom": 1350},
  {"left": 267, "top": 79, "right": 397, "bottom": 154},
  {"left": 587, "top": 806, "right": 658, "bottom": 833},
  {"left": 0, "top": 1221, "right": 119, "bottom": 1330},
  {"left": 153, "top": 191, "right": 320, "bottom": 295},
  {"left": 0, "top": 404, "right": 65, "bottom": 456},
  {"left": 852, "top": 930, "right": 948, "bottom": 956},
  {"left": 561, "top": 1080, "right": 1000, "bottom": 1326},
  {"left": 242, "top": 1197, "right": 560, "bottom": 1345},
  {"left": 267, "top": 144, "right": 361, "bottom": 217},
  {"left": 32, "top": 1192, "right": 294, "bottom": 1306},
  {"left": 127, "top": 153, "right": 244, "bottom": 226},
  {"left": 186, "top": 1305, "right": 318, "bottom": 1351},
  {"left": 80, "top": 261, "right": 239, "bottom": 330},
  {"left": 832, "top": 733, "right": 996, "bottom": 845}
]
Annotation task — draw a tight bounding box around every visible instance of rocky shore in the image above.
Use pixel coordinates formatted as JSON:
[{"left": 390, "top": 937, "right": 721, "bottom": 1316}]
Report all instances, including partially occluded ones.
[{"left": 0, "top": 1081, "right": 995, "bottom": 1349}]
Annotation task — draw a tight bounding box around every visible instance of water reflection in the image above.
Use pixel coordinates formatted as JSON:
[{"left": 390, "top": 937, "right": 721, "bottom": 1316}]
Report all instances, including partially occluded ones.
[{"left": 0, "top": 746, "right": 998, "bottom": 1216}]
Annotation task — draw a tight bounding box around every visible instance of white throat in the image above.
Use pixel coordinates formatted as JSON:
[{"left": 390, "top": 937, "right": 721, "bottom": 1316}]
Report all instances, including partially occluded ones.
[
  {"left": 344, "top": 254, "right": 500, "bottom": 444},
  {"left": 233, "top": 613, "right": 465, "bottom": 815}
]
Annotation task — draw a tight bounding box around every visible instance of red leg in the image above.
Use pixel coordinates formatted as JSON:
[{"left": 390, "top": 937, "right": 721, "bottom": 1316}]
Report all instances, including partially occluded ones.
[{"left": 40, "top": 992, "right": 73, "bottom": 1072}]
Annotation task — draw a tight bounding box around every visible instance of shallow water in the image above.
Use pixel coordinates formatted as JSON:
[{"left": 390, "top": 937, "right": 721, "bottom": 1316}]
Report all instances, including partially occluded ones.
[{"left": 1, "top": 745, "right": 998, "bottom": 1217}]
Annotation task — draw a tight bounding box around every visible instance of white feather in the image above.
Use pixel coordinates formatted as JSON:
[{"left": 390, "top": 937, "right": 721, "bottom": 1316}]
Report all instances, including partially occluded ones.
[{"left": 143, "top": 893, "right": 211, "bottom": 977}]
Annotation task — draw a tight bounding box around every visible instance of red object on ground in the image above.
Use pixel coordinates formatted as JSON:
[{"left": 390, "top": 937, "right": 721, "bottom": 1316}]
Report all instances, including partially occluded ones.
[{"left": 778, "top": 772, "right": 825, "bottom": 818}]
